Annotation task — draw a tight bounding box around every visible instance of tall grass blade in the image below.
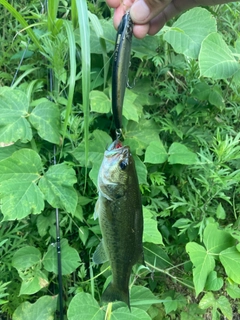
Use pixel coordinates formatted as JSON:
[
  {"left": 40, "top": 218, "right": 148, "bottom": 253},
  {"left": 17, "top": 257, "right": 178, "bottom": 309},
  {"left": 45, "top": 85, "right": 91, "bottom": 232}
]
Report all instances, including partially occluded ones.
[
  {"left": 0, "top": 0, "right": 42, "bottom": 51},
  {"left": 88, "top": 12, "right": 109, "bottom": 89},
  {"left": 11, "top": 67, "right": 39, "bottom": 89},
  {"left": 61, "top": 20, "right": 77, "bottom": 149},
  {"left": 47, "top": 0, "right": 60, "bottom": 34},
  {"left": 71, "top": 0, "right": 78, "bottom": 30},
  {"left": 75, "top": 0, "right": 91, "bottom": 191}
]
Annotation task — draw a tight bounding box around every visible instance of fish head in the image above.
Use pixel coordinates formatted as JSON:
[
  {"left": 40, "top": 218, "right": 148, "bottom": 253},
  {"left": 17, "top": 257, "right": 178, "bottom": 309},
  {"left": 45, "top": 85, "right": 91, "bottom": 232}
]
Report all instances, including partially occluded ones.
[{"left": 98, "top": 140, "right": 134, "bottom": 199}]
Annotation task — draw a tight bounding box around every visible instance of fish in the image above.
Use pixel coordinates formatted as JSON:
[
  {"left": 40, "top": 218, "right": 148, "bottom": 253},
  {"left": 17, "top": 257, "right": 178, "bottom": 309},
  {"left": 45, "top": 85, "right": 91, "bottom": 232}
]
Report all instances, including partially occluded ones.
[
  {"left": 112, "top": 11, "right": 133, "bottom": 130},
  {"left": 93, "top": 140, "right": 144, "bottom": 309}
]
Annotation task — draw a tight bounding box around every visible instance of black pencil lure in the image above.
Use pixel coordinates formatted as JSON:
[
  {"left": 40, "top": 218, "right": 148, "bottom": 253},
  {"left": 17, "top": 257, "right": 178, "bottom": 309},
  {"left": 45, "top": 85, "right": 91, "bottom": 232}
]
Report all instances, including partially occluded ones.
[{"left": 112, "top": 11, "right": 133, "bottom": 131}]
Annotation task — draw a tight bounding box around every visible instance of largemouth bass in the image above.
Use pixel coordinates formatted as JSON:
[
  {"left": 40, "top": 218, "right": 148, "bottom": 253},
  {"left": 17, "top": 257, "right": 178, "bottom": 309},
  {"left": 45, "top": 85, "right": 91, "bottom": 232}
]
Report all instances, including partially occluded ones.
[{"left": 93, "top": 140, "right": 144, "bottom": 308}]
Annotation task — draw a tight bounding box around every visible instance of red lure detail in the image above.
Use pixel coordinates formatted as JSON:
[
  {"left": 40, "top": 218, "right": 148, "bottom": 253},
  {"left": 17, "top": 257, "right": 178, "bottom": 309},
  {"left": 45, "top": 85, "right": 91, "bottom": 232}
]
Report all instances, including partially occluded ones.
[{"left": 115, "top": 141, "right": 122, "bottom": 149}]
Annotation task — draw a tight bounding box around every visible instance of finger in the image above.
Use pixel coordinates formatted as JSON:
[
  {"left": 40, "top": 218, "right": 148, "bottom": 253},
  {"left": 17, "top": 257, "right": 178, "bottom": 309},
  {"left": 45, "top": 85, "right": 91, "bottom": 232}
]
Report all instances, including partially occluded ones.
[
  {"left": 130, "top": 0, "right": 172, "bottom": 24},
  {"left": 147, "top": 0, "right": 199, "bottom": 35},
  {"left": 133, "top": 23, "right": 150, "bottom": 38},
  {"left": 106, "top": 0, "right": 120, "bottom": 8},
  {"left": 112, "top": 6, "right": 126, "bottom": 29},
  {"left": 112, "top": 0, "right": 135, "bottom": 29}
]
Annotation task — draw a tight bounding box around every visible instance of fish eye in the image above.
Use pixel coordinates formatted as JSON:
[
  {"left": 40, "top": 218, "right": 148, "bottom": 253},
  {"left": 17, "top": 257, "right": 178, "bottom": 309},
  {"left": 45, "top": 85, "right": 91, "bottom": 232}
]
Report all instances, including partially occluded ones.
[{"left": 119, "top": 159, "right": 128, "bottom": 170}]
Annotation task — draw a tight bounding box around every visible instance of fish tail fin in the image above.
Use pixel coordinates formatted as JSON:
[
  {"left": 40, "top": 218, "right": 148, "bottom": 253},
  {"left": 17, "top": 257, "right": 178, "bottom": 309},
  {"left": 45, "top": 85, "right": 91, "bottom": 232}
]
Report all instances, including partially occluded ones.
[{"left": 102, "top": 282, "right": 130, "bottom": 310}]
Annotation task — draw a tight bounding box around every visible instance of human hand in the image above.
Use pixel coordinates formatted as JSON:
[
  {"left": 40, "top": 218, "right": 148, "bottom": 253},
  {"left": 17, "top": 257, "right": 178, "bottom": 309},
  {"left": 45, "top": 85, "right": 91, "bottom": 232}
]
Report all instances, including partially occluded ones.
[{"left": 106, "top": 0, "right": 236, "bottom": 38}]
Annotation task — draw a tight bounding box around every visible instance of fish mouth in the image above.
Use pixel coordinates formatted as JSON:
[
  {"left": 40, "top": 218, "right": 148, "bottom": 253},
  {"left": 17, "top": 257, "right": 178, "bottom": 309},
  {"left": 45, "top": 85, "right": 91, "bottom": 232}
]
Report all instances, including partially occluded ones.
[
  {"left": 106, "top": 141, "right": 130, "bottom": 160},
  {"left": 107, "top": 139, "right": 123, "bottom": 151}
]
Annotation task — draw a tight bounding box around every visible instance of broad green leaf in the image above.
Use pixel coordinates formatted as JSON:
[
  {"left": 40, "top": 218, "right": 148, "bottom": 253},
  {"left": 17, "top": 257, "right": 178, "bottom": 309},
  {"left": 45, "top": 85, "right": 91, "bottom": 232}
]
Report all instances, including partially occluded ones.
[
  {"left": 37, "top": 212, "right": 56, "bottom": 237},
  {"left": 209, "top": 86, "right": 225, "bottom": 109},
  {"left": 133, "top": 78, "right": 159, "bottom": 107},
  {"left": 19, "top": 269, "right": 49, "bottom": 295},
  {"left": 199, "top": 293, "right": 232, "bottom": 320},
  {"left": 192, "top": 82, "right": 211, "bottom": 101},
  {"left": 132, "top": 34, "right": 160, "bottom": 59},
  {"left": 0, "top": 144, "right": 20, "bottom": 161},
  {"left": 172, "top": 218, "right": 192, "bottom": 229},
  {"left": 216, "top": 203, "right": 226, "bottom": 219},
  {"left": 67, "top": 292, "right": 104, "bottom": 320},
  {"left": 143, "top": 208, "right": 163, "bottom": 244},
  {"left": 29, "top": 101, "right": 61, "bottom": 144},
  {"left": 199, "top": 32, "right": 239, "bottom": 79},
  {"left": 144, "top": 140, "right": 168, "bottom": 164},
  {"left": 203, "top": 223, "right": 235, "bottom": 254},
  {"left": 163, "top": 8, "right": 217, "bottom": 58},
  {"left": 168, "top": 142, "right": 198, "bottom": 165},
  {"left": 199, "top": 292, "right": 215, "bottom": 310},
  {"left": 43, "top": 238, "right": 81, "bottom": 275},
  {"left": 144, "top": 243, "right": 172, "bottom": 270},
  {"left": 163, "top": 296, "right": 178, "bottom": 314},
  {"left": 180, "top": 304, "right": 204, "bottom": 320},
  {"left": 226, "top": 282, "right": 240, "bottom": 299},
  {"left": 12, "top": 295, "right": 57, "bottom": 320},
  {"left": 90, "top": 90, "right": 111, "bottom": 114},
  {"left": 133, "top": 155, "right": 147, "bottom": 185},
  {"left": 39, "top": 163, "right": 77, "bottom": 214},
  {"left": 219, "top": 246, "right": 240, "bottom": 283},
  {"left": 79, "top": 226, "right": 89, "bottom": 245},
  {"left": 72, "top": 130, "right": 112, "bottom": 186},
  {"left": 186, "top": 242, "right": 215, "bottom": 296},
  {"left": 122, "top": 89, "right": 140, "bottom": 123},
  {"left": 12, "top": 247, "right": 49, "bottom": 295},
  {"left": 0, "top": 149, "right": 44, "bottom": 220},
  {"left": 205, "top": 271, "right": 223, "bottom": 291},
  {"left": 72, "top": 130, "right": 112, "bottom": 167},
  {"left": 12, "top": 246, "right": 41, "bottom": 270},
  {"left": 217, "top": 296, "right": 232, "bottom": 320},
  {"left": 125, "top": 119, "right": 160, "bottom": 154},
  {"left": 88, "top": 19, "right": 115, "bottom": 54},
  {"left": 0, "top": 87, "right": 32, "bottom": 143},
  {"left": 130, "top": 286, "right": 159, "bottom": 311},
  {"left": 111, "top": 307, "right": 151, "bottom": 320},
  {"left": 0, "top": 181, "right": 45, "bottom": 221}
]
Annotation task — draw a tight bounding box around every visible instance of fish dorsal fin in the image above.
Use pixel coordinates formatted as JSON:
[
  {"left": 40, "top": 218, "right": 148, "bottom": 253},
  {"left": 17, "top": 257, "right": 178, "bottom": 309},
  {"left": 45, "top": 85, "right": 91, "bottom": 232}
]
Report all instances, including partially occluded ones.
[{"left": 93, "top": 240, "right": 108, "bottom": 265}]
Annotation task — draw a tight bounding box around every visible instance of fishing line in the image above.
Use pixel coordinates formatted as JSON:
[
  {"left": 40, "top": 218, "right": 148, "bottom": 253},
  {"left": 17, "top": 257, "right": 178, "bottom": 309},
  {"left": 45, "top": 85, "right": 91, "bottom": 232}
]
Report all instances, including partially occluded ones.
[{"left": 10, "top": 39, "right": 30, "bottom": 87}]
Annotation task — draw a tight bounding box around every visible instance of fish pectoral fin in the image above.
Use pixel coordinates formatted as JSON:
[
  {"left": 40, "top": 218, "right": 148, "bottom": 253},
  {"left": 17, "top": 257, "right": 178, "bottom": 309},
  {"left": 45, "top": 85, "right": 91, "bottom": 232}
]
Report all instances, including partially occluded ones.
[
  {"left": 93, "top": 240, "right": 108, "bottom": 265},
  {"left": 93, "top": 199, "right": 100, "bottom": 220},
  {"left": 94, "top": 195, "right": 110, "bottom": 220}
]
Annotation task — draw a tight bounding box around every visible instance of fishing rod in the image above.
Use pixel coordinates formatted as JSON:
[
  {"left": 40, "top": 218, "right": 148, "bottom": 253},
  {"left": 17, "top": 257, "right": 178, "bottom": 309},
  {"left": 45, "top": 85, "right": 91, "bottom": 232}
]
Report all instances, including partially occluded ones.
[
  {"left": 10, "top": 1, "right": 64, "bottom": 318},
  {"left": 45, "top": 0, "right": 64, "bottom": 318},
  {"left": 53, "top": 148, "right": 64, "bottom": 320},
  {"left": 48, "top": 38, "right": 64, "bottom": 320}
]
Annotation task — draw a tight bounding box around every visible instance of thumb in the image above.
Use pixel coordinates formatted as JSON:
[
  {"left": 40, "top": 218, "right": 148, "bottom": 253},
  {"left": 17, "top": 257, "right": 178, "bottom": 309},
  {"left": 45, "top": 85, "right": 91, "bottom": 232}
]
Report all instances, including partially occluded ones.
[{"left": 130, "top": 0, "right": 172, "bottom": 24}]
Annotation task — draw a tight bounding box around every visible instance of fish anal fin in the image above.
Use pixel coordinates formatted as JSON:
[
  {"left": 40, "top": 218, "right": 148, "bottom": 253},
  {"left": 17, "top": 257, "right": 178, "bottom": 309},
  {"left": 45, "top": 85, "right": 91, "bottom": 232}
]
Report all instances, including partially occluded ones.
[
  {"left": 102, "top": 282, "right": 130, "bottom": 310},
  {"left": 93, "top": 240, "right": 108, "bottom": 265}
]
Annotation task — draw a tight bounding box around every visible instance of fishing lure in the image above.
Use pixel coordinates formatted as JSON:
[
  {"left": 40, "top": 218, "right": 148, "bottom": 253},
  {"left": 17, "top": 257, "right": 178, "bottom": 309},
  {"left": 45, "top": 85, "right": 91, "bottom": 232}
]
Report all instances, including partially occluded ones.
[{"left": 112, "top": 11, "right": 133, "bottom": 131}]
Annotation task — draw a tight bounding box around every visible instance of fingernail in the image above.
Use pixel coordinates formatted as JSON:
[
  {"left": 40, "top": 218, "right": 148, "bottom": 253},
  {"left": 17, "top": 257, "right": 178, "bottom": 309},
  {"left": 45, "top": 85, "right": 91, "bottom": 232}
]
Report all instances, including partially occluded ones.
[{"left": 131, "top": 0, "right": 150, "bottom": 23}]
